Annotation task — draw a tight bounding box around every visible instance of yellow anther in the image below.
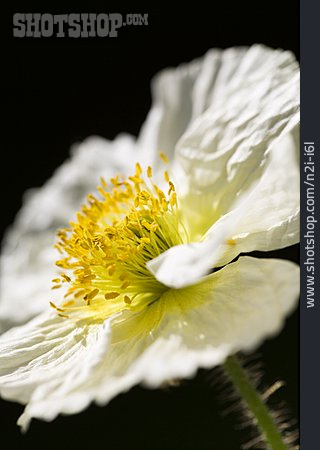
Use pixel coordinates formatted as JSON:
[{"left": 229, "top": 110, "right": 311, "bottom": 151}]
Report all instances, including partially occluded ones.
[
  {"left": 51, "top": 284, "right": 62, "bottom": 290},
  {"left": 56, "top": 259, "right": 69, "bottom": 268},
  {"left": 168, "top": 181, "right": 175, "bottom": 194},
  {"left": 129, "top": 175, "right": 143, "bottom": 184},
  {"left": 164, "top": 171, "right": 170, "bottom": 183},
  {"left": 162, "top": 198, "right": 168, "bottom": 211},
  {"left": 84, "top": 289, "right": 100, "bottom": 300},
  {"left": 170, "top": 192, "right": 177, "bottom": 207},
  {"left": 74, "top": 289, "right": 87, "bottom": 298},
  {"left": 105, "top": 292, "right": 120, "bottom": 300},
  {"left": 135, "top": 162, "right": 142, "bottom": 176},
  {"left": 49, "top": 301, "right": 64, "bottom": 313},
  {"left": 52, "top": 278, "right": 61, "bottom": 283},
  {"left": 63, "top": 300, "right": 75, "bottom": 307},
  {"left": 156, "top": 189, "right": 165, "bottom": 202},
  {"left": 61, "top": 274, "right": 71, "bottom": 283},
  {"left": 151, "top": 197, "right": 160, "bottom": 211},
  {"left": 119, "top": 272, "right": 129, "bottom": 281},
  {"left": 87, "top": 193, "right": 98, "bottom": 204},
  {"left": 111, "top": 176, "right": 120, "bottom": 186},
  {"left": 147, "top": 166, "right": 153, "bottom": 178},
  {"left": 121, "top": 280, "right": 130, "bottom": 290},
  {"left": 124, "top": 295, "right": 132, "bottom": 304},
  {"left": 160, "top": 152, "right": 169, "bottom": 164},
  {"left": 54, "top": 244, "right": 63, "bottom": 255},
  {"left": 100, "top": 176, "right": 107, "bottom": 188},
  {"left": 227, "top": 238, "right": 236, "bottom": 245},
  {"left": 97, "top": 186, "right": 107, "bottom": 198},
  {"left": 140, "top": 190, "right": 150, "bottom": 200},
  {"left": 134, "top": 196, "right": 140, "bottom": 208},
  {"left": 82, "top": 274, "right": 96, "bottom": 281},
  {"left": 74, "top": 269, "right": 85, "bottom": 275}
]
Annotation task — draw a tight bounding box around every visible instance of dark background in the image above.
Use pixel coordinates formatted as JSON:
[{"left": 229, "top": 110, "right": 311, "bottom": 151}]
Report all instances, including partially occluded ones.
[{"left": 2, "top": 4, "right": 299, "bottom": 449}]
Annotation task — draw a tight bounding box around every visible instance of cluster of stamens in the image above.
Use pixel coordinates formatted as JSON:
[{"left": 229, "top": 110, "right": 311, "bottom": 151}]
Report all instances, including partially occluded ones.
[{"left": 50, "top": 156, "right": 188, "bottom": 321}]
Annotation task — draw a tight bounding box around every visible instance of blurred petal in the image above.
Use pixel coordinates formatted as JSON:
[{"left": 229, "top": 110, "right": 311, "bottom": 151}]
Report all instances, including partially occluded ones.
[
  {"left": 0, "top": 257, "right": 299, "bottom": 429},
  {"left": 0, "top": 235, "right": 58, "bottom": 331},
  {"left": 0, "top": 135, "right": 136, "bottom": 331}
]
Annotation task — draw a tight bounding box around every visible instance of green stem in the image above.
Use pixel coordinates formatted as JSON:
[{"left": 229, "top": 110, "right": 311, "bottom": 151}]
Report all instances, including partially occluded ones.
[{"left": 224, "top": 355, "right": 287, "bottom": 450}]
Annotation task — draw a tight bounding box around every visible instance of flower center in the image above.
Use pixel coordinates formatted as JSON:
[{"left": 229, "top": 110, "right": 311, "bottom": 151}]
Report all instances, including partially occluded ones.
[{"left": 51, "top": 161, "right": 188, "bottom": 321}]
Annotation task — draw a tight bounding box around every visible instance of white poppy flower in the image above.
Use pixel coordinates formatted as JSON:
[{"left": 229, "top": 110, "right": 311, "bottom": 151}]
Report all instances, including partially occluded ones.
[{"left": 0, "top": 44, "right": 299, "bottom": 430}]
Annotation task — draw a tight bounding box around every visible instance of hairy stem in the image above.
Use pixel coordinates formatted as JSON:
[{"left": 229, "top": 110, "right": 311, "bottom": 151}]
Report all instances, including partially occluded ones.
[{"left": 224, "top": 355, "right": 287, "bottom": 450}]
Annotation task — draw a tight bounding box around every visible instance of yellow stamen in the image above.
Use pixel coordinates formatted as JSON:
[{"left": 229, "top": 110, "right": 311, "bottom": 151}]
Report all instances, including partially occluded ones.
[
  {"left": 61, "top": 274, "right": 71, "bottom": 282},
  {"left": 170, "top": 192, "right": 177, "bottom": 207},
  {"left": 52, "top": 163, "right": 188, "bottom": 321},
  {"left": 63, "top": 300, "right": 75, "bottom": 307},
  {"left": 120, "top": 281, "right": 130, "bottom": 290},
  {"left": 100, "top": 176, "right": 107, "bottom": 188},
  {"left": 52, "top": 278, "right": 61, "bottom": 283},
  {"left": 135, "top": 162, "right": 142, "bottom": 176},
  {"left": 105, "top": 292, "right": 120, "bottom": 300},
  {"left": 84, "top": 288, "right": 100, "bottom": 300},
  {"left": 160, "top": 152, "right": 169, "bottom": 164}
]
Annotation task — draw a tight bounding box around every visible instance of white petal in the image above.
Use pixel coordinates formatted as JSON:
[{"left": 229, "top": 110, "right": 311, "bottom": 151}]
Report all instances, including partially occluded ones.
[
  {"left": 148, "top": 131, "right": 299, "bottom": 289},
  {"left": 138, "top": 46, "right": 250, "bottom": 166},
  {"left": 176, "top": 45, "right": 299, "bottom": 237},
  {"left": 209, "top": 130, "right": 299, "bottom": 265},
  {"left": 0, "top": 135, "right": 136, "bottom": 330},
  {"left": 0, "top": 311, "right": 113, "bottom": 429},
  {"left": 0, "top": 235, "right": 58, "bottom": 331},
  {"left": 138, "top": 45, "right": 298, "bottom": 176},
  {"left": 0, "top": 257, "right": 298, "bottom": 428},
  {"left": 138, "top": 257, "right": 299, "bottom": 386},
  {"left": 148, "top": 46, "right": 299, "bottom": 289}
]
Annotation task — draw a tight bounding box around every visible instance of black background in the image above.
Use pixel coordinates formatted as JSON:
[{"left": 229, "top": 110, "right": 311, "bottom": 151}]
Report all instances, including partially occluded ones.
[{"left": 2, "top": 4, "right": 299, "bottom": 450}]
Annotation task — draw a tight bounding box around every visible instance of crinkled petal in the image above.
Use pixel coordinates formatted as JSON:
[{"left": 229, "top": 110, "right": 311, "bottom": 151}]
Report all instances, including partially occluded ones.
[
  {"left": 0, "top": 311, "right": 113, "bottom": 429},
  {"left": 209, "top": 130, "right": 299, "bottom": 266},
  {"left": 0, "top": 135, "right": 136, "bottom": 331},
  {"left": 148, "top": 131, "right": 299, "bottom": 288},
  {"left": 0, "top": 257, "right": 298, "bottom": 429},
  {"left": 138, "top": 46, "right": 255, "bottom": 166},
  {"left": 138, "top": 45, "right": 299, "bottom": 176},
  {"left": 176, "top": 45, "right": 299, "bottom": 237},
  {"left": 148, "top": 46, "right": 299, "bottom": 289}
]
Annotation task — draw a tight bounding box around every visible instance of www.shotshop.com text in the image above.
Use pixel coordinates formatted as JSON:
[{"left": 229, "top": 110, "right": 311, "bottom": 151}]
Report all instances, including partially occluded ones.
[{"left": 303, "top": 142, "right": 316, "bottom": 309}]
